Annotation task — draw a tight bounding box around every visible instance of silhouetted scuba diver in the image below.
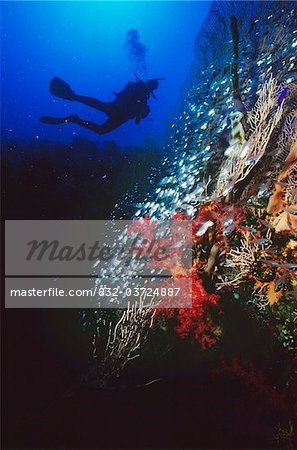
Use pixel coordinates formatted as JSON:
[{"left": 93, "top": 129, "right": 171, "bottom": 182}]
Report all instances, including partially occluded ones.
[{"left": 40, "top": 72, "right": 164, "bottom": 134}]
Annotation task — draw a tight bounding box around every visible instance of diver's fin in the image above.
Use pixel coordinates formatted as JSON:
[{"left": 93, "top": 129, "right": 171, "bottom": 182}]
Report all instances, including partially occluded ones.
[
  {"left": 40, "top": 116, "right": 68, "bottom": 124},
  {"left": 40, "top": 114, "right": 79, "bottom": 125},
  {"left": 49, "top": 77, "right": 76, "bottom": 101}
]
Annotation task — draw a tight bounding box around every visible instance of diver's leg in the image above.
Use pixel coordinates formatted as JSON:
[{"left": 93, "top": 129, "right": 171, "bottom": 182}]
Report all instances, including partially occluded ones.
[
  {"left": 73, "top": 94, "right": 114, "bottom": 115},
  {"left": 49, "top": 78, "right": 114, "bottom": 114},
  {"left": 68, "top": 116, "right": 125, "bottom": 134},
  {"left": 40, "top": 114, "right": 125, "bottom": 134}
]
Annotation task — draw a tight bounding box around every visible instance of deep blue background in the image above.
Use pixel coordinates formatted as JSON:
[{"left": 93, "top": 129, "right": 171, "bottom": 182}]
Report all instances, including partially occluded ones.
[{"left": 1, "top": 1, "right": 210, "bottom": 147}]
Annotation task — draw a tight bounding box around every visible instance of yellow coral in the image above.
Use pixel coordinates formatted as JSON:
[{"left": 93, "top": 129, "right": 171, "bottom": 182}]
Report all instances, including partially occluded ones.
[{"left": 254, "top": 280, "right": 283, "bottom": 305}]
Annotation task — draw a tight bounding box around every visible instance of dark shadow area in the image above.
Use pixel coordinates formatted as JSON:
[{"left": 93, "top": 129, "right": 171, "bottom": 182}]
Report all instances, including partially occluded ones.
[
  {"left": 2, "top": 307, "right": 287, "bottom": 449},
  {"left": 2, "top": 137, "right": 161, "bottom": 220}
]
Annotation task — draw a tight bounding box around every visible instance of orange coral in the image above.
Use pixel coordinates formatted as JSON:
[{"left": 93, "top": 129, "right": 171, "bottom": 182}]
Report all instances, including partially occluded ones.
[{"left": 267, "top": 137, "right": 297, "bottom": 232}]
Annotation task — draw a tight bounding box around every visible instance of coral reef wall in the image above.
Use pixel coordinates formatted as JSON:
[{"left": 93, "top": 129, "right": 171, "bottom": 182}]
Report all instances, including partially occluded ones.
[
  {"left": 89, "top": 0, "right": 297, "bottom": 385},
  {"left": 134, "top": 1, "right": 296, "bottom": 220},
  {"left": 89, "top": 0, "right": 297, "bottom": 386}
]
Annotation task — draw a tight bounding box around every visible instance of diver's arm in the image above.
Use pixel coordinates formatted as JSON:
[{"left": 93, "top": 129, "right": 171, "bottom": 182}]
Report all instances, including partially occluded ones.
[
  {"left": 134, "top": 104, "right": 149, "bottom": 124},
  {"left": 140, "top": 105, "right": 150, "bottom": 118}
]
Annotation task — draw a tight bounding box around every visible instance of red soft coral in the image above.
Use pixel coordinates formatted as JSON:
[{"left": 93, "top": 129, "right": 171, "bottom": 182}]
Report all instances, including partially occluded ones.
[
  {"left": 156, "top": 272, "right": 221, "bottom": 349},
  {"left": 174, "top": 273, "right": 220, "bottom": 348}
]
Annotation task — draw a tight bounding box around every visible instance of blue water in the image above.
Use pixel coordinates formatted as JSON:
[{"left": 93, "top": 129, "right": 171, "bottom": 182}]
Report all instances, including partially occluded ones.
[{"left": 1, "top": 1, "right": 211, "bottom": 148}]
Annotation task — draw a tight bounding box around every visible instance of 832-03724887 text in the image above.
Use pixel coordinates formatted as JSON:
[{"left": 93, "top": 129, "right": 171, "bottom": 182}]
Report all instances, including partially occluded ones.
[{"left": 9, "top": 286, "right": 181, "bottom": 300}]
